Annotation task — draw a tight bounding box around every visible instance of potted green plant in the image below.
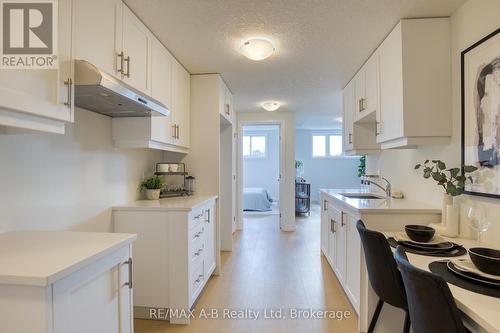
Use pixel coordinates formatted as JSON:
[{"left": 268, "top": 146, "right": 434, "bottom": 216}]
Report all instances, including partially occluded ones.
[
  {"left": 358, "top": 155, "right": 366, "bottom": 178},
  {"left": 295, "top": 160, "right": 304, "bottom": 179},
  {"left": 415, "top": 160, "right": 477, "bottom": 236},
  {"left": 140, "top": 176, "right": 165, "bottom": 200}
]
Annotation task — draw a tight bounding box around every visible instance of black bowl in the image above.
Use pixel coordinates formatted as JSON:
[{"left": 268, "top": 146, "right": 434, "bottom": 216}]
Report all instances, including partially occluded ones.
[
  {"left": 469, "top": 247, "right": 500, "bottom": 275},
  {"left": 405, "top": 225, "right": 435, "bottom": 243}
]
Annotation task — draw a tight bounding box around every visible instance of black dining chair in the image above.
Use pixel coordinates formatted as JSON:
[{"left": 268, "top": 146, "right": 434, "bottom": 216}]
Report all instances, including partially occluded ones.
[
  {"left": 394, "top": 246, "right": 468, "bottom": 333},
  {"left": 356, "top": 220, "right": 410, "bottom": 333}
]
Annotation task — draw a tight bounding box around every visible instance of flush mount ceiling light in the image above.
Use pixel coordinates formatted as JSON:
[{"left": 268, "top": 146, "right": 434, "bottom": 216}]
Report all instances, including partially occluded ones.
[
  {"left": 240, "top": 38, "right": 276, "bottom": 61},
  {"left": 334, "top": 117, "right": 343, "bottom": 123},
  {"left": 261, "top": 101, "right": 281, "bottom": 112}
]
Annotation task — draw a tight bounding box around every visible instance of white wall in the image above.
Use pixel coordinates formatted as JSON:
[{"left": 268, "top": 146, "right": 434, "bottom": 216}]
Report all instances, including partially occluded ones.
[
  {"left": 366, "top": 0, "right": 500, "bottom": 246},
  {"left": 237, "top": 111, "right": 296, "bottom": 231},
  {"left": 243, "top": 126, "right": 280, "bottom": 201},
  {"left": 296, "top": 129, "right": 360, "bottom": 201},
  {"left": 0, "top": 108, "right": 162, "bottom": 232}
]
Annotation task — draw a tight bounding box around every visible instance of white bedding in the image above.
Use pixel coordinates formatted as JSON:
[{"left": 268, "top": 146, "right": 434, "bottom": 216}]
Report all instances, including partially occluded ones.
[{"left": 243, "top": 187, "right": 273, "bottom": 211}]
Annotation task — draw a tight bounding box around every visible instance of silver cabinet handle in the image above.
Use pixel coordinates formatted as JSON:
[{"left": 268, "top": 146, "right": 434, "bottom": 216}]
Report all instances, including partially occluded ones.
[
  {"left": 171, "top": 124, "right": 176, "bottom": 138},
  {"left": 341, "top": 212, "right": 346, "bottom": 227},
  {"left": 330, "top": 218, "right": 336, "bottom": 233},
  {"left": 205, "top": 209, "right": 210, "bottom": 223},
  {"left": 176, "top": 125, "right": 180, "bottom": 139},
  {"left": 358, "top": 98, "right": 366, "bottom": 112},
  {"left": 124, "top": 258, "right": 133, "bottom": 289},
  {"left": 64, "top": 78, "right": 72, "bottom": 108},
  {"left": 323, "top": 200, "right": 328, "bottom": 211},
  {"left": 376, "top": 121, "right": 382, "bottom": 135},
  {"left": 348, "top": 133, "right": 352, "bottom": 144},
  {"left": 117, "top": 52, "right": 124, "bottom": 74},
  {"left": 225, "top": 104, "right": 230, "bottom": 115},
  {"left": 124, "top": 56, "right": 130, "bottom": 78}
]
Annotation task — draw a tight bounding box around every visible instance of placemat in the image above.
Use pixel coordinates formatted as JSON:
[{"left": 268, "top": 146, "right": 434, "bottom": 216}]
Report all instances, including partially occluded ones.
[
  {"left": 388, "top": 238, "right": 466, "bottom": 257},
  {"left": 429, "top": 261, "right": 500, "bottom": 298}
]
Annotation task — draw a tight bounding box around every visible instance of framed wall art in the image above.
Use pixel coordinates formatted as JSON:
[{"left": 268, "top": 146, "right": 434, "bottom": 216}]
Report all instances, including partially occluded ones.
[{"left": 462, "top": 27, "right": 500, "bottom": 198}]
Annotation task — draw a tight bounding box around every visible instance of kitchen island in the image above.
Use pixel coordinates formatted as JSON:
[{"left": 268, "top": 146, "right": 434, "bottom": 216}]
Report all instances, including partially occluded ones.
[{"left": 319, "top": 188, "right": 441, "bottom": 333}]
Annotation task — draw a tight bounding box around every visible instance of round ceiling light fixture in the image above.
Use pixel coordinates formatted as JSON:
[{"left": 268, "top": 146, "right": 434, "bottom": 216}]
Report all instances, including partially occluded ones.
[
  {"left": 261, "top": 101, "right": 281, "bottom": 112},
  {"left": 334, "top": 116, "right": 343, "bottom": 123},
  {"left": 240, "top": 38, "right": 276, "bottom": 61}
]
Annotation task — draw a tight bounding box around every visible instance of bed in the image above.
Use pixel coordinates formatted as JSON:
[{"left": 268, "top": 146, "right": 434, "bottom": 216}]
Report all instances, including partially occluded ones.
[{"left": 243, "top": 187, "right": 273, "bottom": 211}]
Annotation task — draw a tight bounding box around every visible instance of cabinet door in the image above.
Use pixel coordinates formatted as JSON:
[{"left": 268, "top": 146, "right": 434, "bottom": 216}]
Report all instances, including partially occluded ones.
[
  {"left": 365, "top": 52, "right": 379, "bottom": 119},
  {"left": 334, "top": 212, "right": 347, "bottom": 284},
  {"left": 342, "top": 80, "right": 355, "bottom": 151},
  {"left": 53, "top": 246, "right": 133, "bottom": 333},
  {"left": 151, "top": 39, "right": 172, "bottom": 110},
  {"left": 344, "top": 213, "right": 361, "bottom": 313},
  {"left": 171, "top": 61, "right": 190, "bottom": 148},
  {"left": 73, "top": 0, "right": 122, "bottom": 78},
  {"left": 378, "top": 23, "right": 404, "bottom": 143},
  {"left": 204, "top": 205, "right": 216, "bottom": 278},
  {"left": 0, "top": 0, "right": 73, "bottom": 126},
  {"left": 122, "top": 5, "right": 151, "bottom": 94},
  {"left": 150, "top": 39, "right": 173, "bottom": 144}
]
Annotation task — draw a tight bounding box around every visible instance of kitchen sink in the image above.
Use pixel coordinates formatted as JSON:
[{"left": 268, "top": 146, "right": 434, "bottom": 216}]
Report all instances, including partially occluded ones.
[{"left": 339, "top": 193, "right": 385, "bottom": 199}]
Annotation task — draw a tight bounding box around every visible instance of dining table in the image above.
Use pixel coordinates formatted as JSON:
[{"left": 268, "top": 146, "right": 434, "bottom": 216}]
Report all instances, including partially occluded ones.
[{"left": 385, "top": 232, "right": 500, "bottom": 333}]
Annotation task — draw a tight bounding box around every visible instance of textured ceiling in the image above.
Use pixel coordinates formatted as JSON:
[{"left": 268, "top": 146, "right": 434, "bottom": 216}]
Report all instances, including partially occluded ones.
[{"left": 124, "top": 0, "right": 466, "bottom": 128}]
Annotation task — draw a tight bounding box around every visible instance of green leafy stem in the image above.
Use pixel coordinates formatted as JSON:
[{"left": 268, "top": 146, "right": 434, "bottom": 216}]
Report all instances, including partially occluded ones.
[{"left": 414, "top": 160, "right": 478, "bottom": 196}]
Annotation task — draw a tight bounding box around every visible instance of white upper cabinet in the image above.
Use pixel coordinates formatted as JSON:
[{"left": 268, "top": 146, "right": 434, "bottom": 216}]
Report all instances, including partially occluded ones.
[
  {"left": 0, "top": 0, "right": 74, "bottom": 134},
  {"left": 377, "top": 18, "right": 451, "bottom": 149},
  {"left": 343, "top": 18, "right": 451, "bottom": 151},
  {"left": 171, "top": 60, "right": 191, "bottom": 148},
  {"left": 73, "top": 0, "right": 122, "bottom": 78},
  {"left": 343, "top": 78, "right": 379, "bottom": 155},
  {"left": 121, "top": 5, "right": 151, "bottom": 94}
]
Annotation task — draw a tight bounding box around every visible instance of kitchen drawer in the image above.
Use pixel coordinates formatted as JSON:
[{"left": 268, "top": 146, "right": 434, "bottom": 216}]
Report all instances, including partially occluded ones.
[
  {"left": 189, "top": 260, "right": 205, "bottom": 304},
  {"left": 327, "top": 202, "right": 342, "bottom": 223},
  {"left": 189, "top": 221, "right": 205, "bottom": 243},
  {"left": 190, "top": 236, "right": 205, "bottom": 266},
  {"left": 188, "top": 208, "right": 206, "bottom": 230}
]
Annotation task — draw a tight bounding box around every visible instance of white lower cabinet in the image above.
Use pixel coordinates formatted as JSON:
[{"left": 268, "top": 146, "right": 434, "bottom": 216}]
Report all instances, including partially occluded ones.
[
  {"left": 320, "top": 195, "right": 360, "bottom": 315},
  {"left": 52, "top": 246, "right": 133, "bottom": 333},
  {"left": 113, "top": 198, "right": 217, "bottom": 325},
  {"left": 0, "top": 242, "right": 134, "bottom": 333}
]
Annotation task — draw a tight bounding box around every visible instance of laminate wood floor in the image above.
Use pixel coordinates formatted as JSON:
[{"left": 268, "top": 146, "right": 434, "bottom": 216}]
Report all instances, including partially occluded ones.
[{"left": 135, "top": 204, "right": 358, "bottom": 333}]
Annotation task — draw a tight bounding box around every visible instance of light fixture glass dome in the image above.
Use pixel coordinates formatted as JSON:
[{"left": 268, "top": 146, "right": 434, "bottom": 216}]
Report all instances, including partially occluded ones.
[
  {"left": 261, "top": 101, "right": 281, "bottom": 112},
  {"left": 240, "top": 38, "right": 275, "bottom": 61}
]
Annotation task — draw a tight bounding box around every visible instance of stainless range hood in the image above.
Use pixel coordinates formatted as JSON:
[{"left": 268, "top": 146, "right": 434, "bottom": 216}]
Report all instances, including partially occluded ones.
[{"left": 74, "top": 60, "right": 169, "bottom": 118}]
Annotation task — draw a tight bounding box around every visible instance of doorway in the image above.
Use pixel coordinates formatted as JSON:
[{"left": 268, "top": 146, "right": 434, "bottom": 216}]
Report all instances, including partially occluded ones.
[{"left": 240, "top": 124, "right": 282, "bottom": 228}]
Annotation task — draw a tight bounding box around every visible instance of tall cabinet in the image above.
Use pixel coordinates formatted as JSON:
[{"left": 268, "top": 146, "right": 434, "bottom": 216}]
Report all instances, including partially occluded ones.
[{"left": 187, "top": 74, "right": 236, "bottom": 252}]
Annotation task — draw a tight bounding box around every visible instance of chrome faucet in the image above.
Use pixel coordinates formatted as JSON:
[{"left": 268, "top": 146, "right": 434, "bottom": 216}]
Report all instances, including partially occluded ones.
[{"left": 362, "top": 175, "right": 392, "bottom": 198}]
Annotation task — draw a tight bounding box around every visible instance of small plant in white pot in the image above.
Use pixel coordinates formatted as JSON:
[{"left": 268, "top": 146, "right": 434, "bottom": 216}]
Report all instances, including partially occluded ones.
[
  {"left": 415, "top": 160, "right": 477, "bottom": 236},
  {"left": 140, "top": 176, "right": 164, "bottom": 200}
]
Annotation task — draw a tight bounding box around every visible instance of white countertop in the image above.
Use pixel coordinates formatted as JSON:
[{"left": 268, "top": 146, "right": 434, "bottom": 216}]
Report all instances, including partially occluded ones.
[
  {"left": 0, "top": 231, "right": 136, "bottom": 287},
  {"left": 385, "top": 233, "right": 500, "bottom": 333},
  {"left": 112, "top": 194, "right": 218, "bottom": 212},
  {"left": 320, "top": 188, "right": 441, "bottom": 214}
]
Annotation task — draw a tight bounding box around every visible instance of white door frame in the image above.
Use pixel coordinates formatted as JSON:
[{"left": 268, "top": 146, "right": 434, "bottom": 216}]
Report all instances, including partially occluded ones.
[{"left": 237, "top": 120, "right": 285, "bottom": 230}]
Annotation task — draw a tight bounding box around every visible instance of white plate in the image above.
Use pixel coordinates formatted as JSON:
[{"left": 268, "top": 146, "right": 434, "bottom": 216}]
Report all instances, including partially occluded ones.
[
  {"left": 447, "top": 261, "right": 500, "bottom": 287},
  {"left": 394, "top": 232, "right": 447, "bottom": 245},
  {"left": 451, "top": 258, "right": 500, "bottom": 281}
]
